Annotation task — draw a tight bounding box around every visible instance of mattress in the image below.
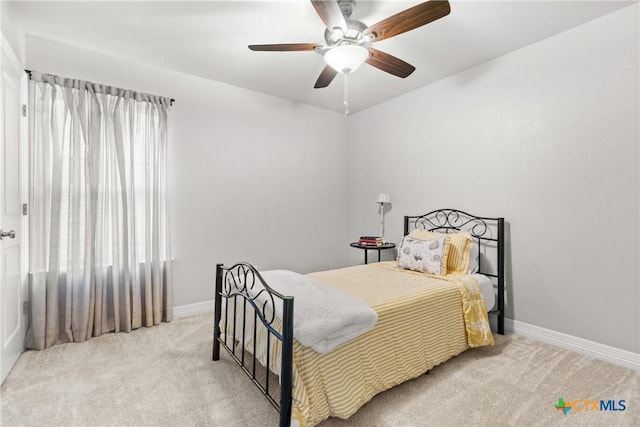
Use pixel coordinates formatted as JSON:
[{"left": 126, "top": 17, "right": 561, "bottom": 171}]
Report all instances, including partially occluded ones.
[{"left": 473, "top": 273, "right": 496, "bottom": 312}]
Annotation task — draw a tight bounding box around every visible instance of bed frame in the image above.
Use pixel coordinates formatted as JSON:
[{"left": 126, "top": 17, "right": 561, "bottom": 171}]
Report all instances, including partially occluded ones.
[{"left": 213, "top": 209, "right": 505, "bottom": 427}]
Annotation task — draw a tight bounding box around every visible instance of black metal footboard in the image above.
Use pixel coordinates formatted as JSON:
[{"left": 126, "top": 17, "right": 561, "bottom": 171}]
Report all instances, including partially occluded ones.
[{"left": 212, "top": 263, "right": 294, "bottom": 427}]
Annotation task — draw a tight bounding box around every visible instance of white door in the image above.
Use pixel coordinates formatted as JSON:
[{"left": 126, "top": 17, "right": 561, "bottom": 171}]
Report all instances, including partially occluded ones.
[{"left": 1, "top": 39, "right": 27, "bottom": 383}]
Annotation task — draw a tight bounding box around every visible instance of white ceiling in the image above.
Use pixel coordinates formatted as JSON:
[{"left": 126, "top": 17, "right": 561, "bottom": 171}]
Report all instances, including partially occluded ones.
[{"left": 11, "top": 0, "right": 635, "bottom": 114}]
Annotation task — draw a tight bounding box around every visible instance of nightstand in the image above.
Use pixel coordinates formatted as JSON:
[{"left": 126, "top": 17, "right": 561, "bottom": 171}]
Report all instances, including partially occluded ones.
[{"left": 349, "top": 242, "right": 396, "bottom": 264}]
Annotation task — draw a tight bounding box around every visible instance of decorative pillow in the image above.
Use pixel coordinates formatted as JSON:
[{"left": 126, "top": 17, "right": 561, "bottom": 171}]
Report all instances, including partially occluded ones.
[
  {"left": 397, "top": 235, "right": 447, "bottom": 275},
  {"left": 409, "top": 229, "right": 473, "bottom": 274}
]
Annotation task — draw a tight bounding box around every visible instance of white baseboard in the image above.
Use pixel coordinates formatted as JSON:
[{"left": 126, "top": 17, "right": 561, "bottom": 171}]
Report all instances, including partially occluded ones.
[
  {"left": 173, "top": 300, "right": 214, "bottom": 319},
  {"left": 505, "top": 318, "right": 639, "bottom": 372}
]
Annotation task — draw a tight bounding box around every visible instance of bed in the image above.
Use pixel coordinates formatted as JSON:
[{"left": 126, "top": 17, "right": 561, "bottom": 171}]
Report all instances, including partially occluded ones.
[{"left": 212, "top": 209, "right": 505, "bottom": 426}]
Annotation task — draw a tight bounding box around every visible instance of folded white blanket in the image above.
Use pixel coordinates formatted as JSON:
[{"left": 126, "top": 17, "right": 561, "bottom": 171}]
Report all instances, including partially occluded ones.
[{"left": 258, "top": 270, "right": 378, "bottom": 354}]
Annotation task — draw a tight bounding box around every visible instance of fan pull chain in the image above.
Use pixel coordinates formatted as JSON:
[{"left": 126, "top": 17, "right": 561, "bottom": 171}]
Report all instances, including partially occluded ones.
[{"left": 343, "top": 73, "right": 350, "bottom": 117}]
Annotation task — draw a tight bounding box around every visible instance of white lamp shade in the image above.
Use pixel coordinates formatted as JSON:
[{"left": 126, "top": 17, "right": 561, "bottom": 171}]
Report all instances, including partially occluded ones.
[
  {"left": 376, "top": 193, "right": 391, "bottom": 204},
  {"left": 324, "top": 45, "right": 370, "bottom": 74}
]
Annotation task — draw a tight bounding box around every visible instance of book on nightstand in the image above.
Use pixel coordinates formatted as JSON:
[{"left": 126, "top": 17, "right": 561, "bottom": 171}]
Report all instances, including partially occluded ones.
[{"left": 359, "top": 236, "right": 383, "bottom": 246}]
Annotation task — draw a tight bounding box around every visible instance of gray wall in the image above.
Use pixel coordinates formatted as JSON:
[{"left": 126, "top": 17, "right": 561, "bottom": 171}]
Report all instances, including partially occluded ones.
[
  {"left": 347, "top": 5, "right": 639, "bottom": 353},
  {"left": 1, "top": 2, "right": 25, "bottom": 63},
  {"left": 24, "top": 36, "right": 351, "bottom": 307}
]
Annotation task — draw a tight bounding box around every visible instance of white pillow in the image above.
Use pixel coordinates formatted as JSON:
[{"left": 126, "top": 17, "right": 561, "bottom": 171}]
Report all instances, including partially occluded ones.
[
  {"left": 397, "top": 235, "right": 447, "bottom": 275},
  {"left": 468, "top": 241, "right": 479, "bottom": 274}
]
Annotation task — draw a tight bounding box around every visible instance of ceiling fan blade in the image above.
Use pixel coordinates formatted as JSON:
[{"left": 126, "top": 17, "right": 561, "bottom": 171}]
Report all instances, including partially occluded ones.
[
  {"left": 310, "top": 0, "right": 347, "bottom": 32},
  {"left": 367, "top": 0, "right": 450, "bottom": 43},
  {"left": 314, "top": 65, "right": 338, "bottom": 88},
  {"left": 366, "top": 48, "right": 416, "bottom": 78},
  {"left": 248, "top": 43, "right": 322, "bottom": 52}
]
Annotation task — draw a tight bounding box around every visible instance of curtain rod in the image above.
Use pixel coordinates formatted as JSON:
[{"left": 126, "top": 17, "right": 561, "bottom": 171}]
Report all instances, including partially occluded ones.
[{"left": 24, "top": 69, "right": 175, "bottom": 106}]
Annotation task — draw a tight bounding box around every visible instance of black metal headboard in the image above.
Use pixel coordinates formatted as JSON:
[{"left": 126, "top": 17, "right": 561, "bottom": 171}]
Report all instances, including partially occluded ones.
[{"left": 404, "top": 209, "right": 505, "bottom": 334}]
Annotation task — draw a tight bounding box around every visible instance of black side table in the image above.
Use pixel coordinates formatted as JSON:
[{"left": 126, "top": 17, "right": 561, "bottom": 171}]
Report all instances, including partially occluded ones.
[{"left": 350, "top": 242, "right": 396, "bottom": 264}]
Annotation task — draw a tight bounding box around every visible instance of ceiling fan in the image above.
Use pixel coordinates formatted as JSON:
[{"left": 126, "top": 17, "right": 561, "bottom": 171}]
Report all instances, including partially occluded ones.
[{"left": 248, "top": 0, "right": 451, "bottom": 89}]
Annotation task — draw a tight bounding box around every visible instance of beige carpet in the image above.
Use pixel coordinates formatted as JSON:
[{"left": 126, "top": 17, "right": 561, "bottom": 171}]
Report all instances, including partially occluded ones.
[{"left": 1, "top": 313, "right": 638, "bottom": 427}]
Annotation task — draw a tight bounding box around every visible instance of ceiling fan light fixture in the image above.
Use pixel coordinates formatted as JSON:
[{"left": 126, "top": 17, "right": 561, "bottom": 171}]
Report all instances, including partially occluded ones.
[{"left": 324, "top": 44, "right": 369, "bottom": 74}]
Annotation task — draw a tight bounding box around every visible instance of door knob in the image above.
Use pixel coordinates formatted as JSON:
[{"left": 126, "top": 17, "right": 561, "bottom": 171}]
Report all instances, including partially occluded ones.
[{"left": 0, "top": 229, "right": 16, "bottom": 240}]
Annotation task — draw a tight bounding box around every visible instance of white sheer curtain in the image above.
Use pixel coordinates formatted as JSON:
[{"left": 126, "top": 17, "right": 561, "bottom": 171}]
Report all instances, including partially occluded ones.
[{"left": 25, "top": 71, "right": 173, "bottom": 350}]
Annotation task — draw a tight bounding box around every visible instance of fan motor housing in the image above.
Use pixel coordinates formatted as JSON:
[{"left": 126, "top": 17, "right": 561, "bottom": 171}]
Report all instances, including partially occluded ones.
[{"left": 324, "top": 19, "right": 368, "bottom": 46}]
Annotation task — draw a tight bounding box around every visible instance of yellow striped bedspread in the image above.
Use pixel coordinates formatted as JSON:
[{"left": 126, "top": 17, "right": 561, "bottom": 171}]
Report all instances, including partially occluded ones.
[{"left": 220, "top": 261, "right": 493, "bottom": 426}]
